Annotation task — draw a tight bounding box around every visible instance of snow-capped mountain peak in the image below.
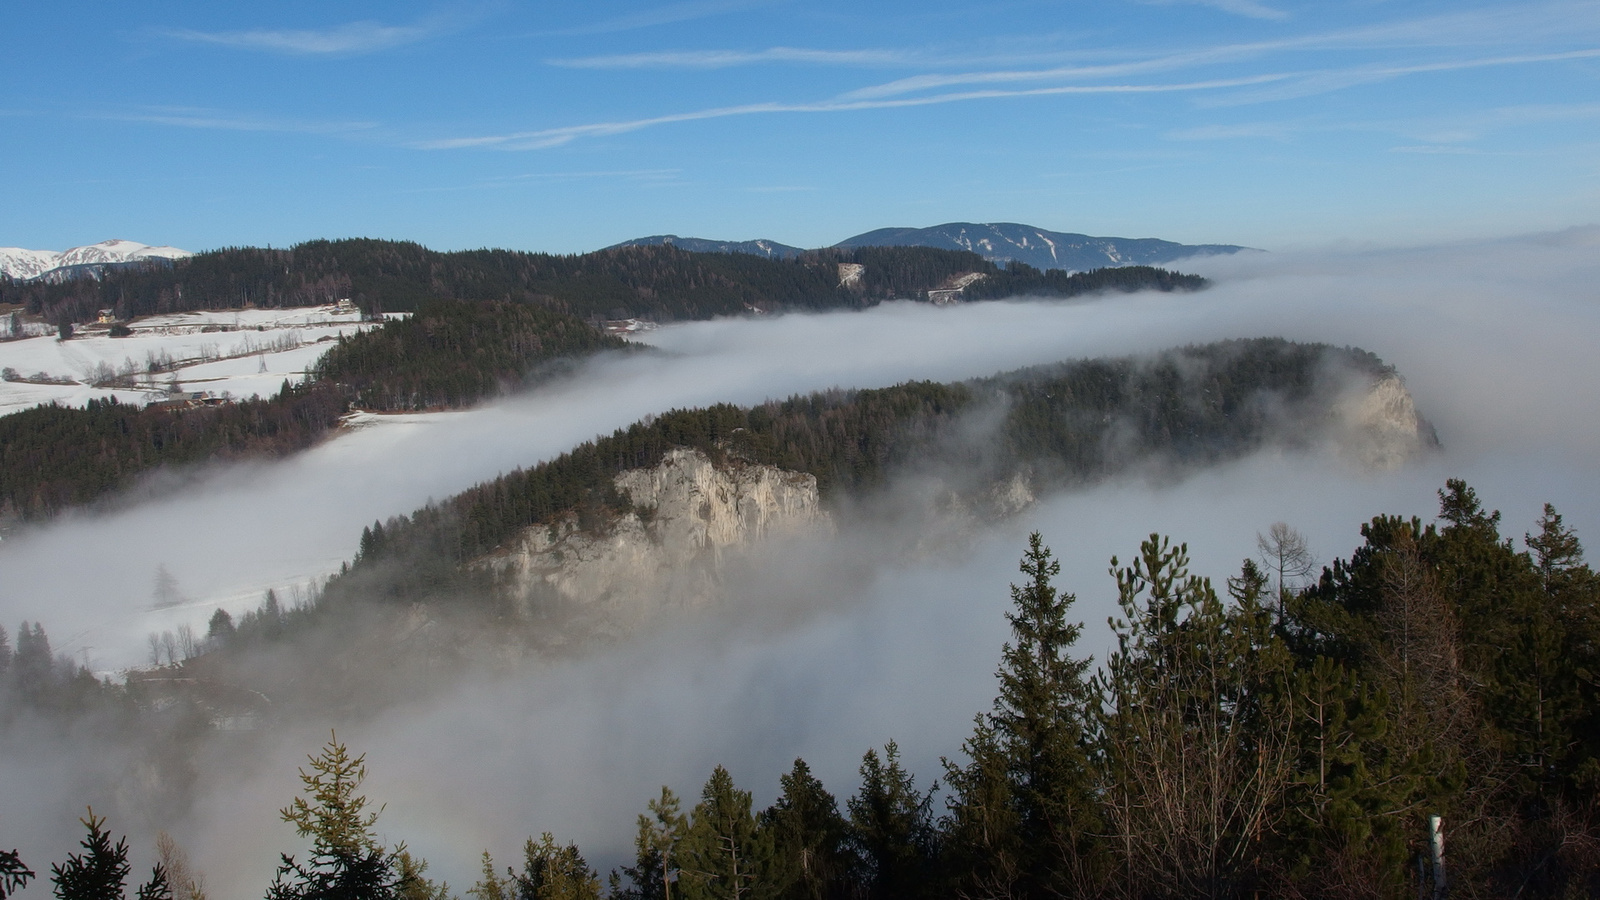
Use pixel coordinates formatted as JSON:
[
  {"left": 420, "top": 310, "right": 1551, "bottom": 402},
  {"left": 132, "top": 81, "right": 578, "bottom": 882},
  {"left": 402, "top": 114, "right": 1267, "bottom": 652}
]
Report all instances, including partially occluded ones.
[
  {"left": 0, "top": 248, "right": 62, "bottom": 281},
  {"left": 0, "top": 239, "right": 194, "bottom": 280}
]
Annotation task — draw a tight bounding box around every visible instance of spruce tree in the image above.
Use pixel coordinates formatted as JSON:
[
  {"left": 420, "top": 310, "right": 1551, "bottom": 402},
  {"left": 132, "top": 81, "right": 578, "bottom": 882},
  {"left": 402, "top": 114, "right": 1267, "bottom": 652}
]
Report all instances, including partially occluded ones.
[
  {"left": 677, "top": 767, "right": 775, "bottom": 900},
  {"left": 266, "top": 734, "right": 407, "bottom": 900},
  {"left": 760, "top": 760, "right": 855, "bottom": 900},
  {"left": 49, "top": 809, "right": 128, "bottom": 900},
  {"left": 847, "top": 743, "right": 934, "bottom": 900},
  {"left": 511, "top": 834, "right": 600, "bottom": 900},
  {"left": 942, "top": 533, "right": 1101, "bottom": 898},
  {"left": 0, "top": 848, "right": 33, "bottom": 900}
]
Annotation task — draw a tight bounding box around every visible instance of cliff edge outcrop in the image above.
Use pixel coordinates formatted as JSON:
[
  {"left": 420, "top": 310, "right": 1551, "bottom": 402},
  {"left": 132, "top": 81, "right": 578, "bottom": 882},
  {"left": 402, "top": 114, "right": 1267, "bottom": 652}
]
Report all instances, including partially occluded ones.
[{"left": 478, "top": 448, "right": 828, "bottom": 634}]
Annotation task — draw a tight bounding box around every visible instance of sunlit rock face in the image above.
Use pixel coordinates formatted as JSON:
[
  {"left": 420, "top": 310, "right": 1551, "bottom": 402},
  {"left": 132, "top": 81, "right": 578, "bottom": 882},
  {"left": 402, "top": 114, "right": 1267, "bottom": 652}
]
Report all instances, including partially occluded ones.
[
  {"left": 476, "top": 363, "right": 1434, "bottom": 635},
  {"left": 478, "top": 448, "right": 828, "bottom": 634},
  {"left": 1332, "top": 373, "right": 1438, "bottom": 470}
]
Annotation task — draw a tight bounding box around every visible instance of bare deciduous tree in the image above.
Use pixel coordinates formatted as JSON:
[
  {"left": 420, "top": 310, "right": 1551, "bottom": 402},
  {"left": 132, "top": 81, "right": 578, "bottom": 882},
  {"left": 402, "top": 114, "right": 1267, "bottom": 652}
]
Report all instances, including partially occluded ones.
[
  {"left": 1096, "top": 536, "right": 1296, "bottom": 899},
  {"left": 156, "top": 832, "right": 206, "bottom": 900},
  {"left": 1257, "top": 522, "right": 1316, "bottom": 622}
]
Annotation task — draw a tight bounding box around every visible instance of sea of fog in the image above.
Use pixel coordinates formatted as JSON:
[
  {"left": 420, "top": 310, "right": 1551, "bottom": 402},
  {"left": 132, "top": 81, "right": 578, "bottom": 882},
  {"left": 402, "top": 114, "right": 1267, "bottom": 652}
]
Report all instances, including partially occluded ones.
[{"left": 1, "top": 228, "right": 1598, "bottom": 894}]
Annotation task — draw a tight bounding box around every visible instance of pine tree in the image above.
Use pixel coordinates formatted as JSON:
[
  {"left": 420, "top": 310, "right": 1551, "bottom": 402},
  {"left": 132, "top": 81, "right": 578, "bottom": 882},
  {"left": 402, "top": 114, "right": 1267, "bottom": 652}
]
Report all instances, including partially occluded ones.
[
  {"left": 49, "top": 810, "right": 165, "bottom": 900},
  {"left": 267, "top": 733, "right": 406, "bottom": 900},
  {"left": 1278, "top": 655, "right": 1416, "bottom": 893},
  {"left": 133, "top": 867, "right": 171, "bottom": 900},
  {"left": 13, "top": 621, "right": 53, "bottom": 703},
  {"left": 617, "top": 788, "right": 685, "bottom": 900},
  {"left": 1093, "top": 535, "right": 1296, "bottom": 899},
  {"left": 467, "top": 852, "right": 512, "bottom": 900},
  {"left": 394, "top": 853, "right": 449, "bottom": 900},
  {"left": 939, "top": 719, "right": 1020, "bottom": 898},
  {"left": 510, "top": 834, "right": 599, "bottom": 900},
  {"left": 205, "top": 609, "right": 235, "bottom": 647}
]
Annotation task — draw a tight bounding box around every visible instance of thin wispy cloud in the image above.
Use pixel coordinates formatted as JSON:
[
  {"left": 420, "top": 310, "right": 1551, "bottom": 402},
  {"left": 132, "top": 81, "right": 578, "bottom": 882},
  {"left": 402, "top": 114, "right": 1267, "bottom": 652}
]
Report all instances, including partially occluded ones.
[
  {"left": 415, "top": 75, "right": 1292, "bottom": 150},
  {"left": 1166, "top": 122, "right": 1300, "bottom": 141},
  {"left": 504, "top": 169, "right": 682, "bottom": 180},
  {"left": 1204, "top": 48, "right": 1600, "bottom": 106},
  {"left": 841, "top": 4, "right": 1600, "bottom": 104},
  {"left": 548, "top": 47, "right": 912, "bottom": 69},
  {"left": 1404, "top": 102, "right": 1600, "bottom": 143},
  {"left": 1389, "top": 145, "right": 1500, "bottom": 155},
  {"left": 89, "top": 107, "right": 378, "bottom": 134},
  {"left": 1140, "top": 0, "right": 1289, "bottom": 22},
  {"left": 397, "top": 170, "right": 684, "bottom": 195},
  {"left": 1167, "top": 100, "right": 1600, "bottom": 146},
  {"left": 545, "top": 0, "right": 780, "bottom": 36},
  {"left": 419, "top": 30, "right": 1600, "bottom": 153},
  {"left": 155, "top": 16, "right": 451, "bottom": 56}
]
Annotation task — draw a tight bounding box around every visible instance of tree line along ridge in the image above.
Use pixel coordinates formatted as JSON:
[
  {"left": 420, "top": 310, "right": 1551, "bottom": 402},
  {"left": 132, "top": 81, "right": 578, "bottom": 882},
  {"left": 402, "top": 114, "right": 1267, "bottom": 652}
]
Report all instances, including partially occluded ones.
[{"left": 0, "top": 240, "right": 1203, "bottom": 526}]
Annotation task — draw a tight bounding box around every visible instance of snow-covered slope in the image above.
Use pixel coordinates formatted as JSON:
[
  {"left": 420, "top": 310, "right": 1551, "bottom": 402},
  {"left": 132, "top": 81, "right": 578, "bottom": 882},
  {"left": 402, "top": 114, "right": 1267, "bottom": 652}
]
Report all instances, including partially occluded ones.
[
  {"left": 0, "top": 239, "right": 194, "bottom": 280},
  {"left": 0, "top": 248, "right": 62, "bottom": 281}
]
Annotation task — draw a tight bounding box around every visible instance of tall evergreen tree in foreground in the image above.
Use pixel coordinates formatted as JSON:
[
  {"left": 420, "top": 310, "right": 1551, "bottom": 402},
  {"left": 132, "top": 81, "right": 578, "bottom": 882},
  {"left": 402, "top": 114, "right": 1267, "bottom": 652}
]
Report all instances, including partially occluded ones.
[
  {"left": 848, "top": 743, "right": 935, "bottom": 900},
  {"left": 761, "top": 760, "right": 855, "bottom": 900},
  {"left": 677, "top": 766, "right": 777, "bottom": 900},
  {"left": 267, "top": 734, "right": 411, "bottom": 900},
  {"left": 0, "top": 846, "right": 33, "bottom": 900},
  {"left": 49, "top": 810, "right": 169, "bottom": 900},
  {"left": 615, "top": 788, "right": 686, "bottom": 900},
  {"left": 942, "top": 533, "right": 1102, "bottom": 899},
  {"left": 509, "top": 834, "right": 601, "bottom": 900}
]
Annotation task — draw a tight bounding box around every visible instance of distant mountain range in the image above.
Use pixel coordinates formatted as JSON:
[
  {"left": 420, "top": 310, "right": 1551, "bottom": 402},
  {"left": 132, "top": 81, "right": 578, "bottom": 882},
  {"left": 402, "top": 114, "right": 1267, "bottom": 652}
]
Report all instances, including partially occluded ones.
[
  {"left": 606, "top": 235, "right": 807, "bottom": 260},
  {"left": 610, "top": 222, "right": 1250, "bottom": 271},
  {"left": 0, "top": 239, "right": 193, "bottom": 281},
  {"left": 2, "top": 227, "right": 1238, "bottom": 283}
]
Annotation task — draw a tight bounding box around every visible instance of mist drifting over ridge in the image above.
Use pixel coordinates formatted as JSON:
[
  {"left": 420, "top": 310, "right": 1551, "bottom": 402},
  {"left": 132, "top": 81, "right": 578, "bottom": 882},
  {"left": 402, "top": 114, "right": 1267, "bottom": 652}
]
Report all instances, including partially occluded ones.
[{"left": 1, "top": 228, "right": 1599, "bottom": 895}]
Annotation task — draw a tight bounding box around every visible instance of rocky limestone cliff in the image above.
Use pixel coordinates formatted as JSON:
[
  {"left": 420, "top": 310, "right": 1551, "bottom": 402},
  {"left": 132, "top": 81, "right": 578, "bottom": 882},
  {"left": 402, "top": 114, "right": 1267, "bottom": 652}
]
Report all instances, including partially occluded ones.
[
  {"left": 1331, "top": 373, "right": 1438, "bottom": 470},
  {"left": 474, "top": 369, "right": 1435, "bottom": 636},
  {"left": 478, "top": 448, "right": 828, "bottom": 634}
]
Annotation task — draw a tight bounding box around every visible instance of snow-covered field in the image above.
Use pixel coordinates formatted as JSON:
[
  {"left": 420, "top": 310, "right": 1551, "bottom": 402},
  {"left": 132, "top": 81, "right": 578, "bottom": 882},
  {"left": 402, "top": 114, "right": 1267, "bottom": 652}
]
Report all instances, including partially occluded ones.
[{"left": 0, "top": 306, "right": 375, "bottom": 415}]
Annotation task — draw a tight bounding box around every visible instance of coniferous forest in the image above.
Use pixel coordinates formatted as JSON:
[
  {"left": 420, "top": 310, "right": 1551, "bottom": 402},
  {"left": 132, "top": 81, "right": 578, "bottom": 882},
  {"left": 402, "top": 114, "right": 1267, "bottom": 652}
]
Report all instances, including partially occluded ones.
[
  {"left": 0, "top": 246, "right": 1198, "bottom": 525},
  {"left": 3, "top": 482, "right": 1597, "bottom": 899},
  {"left": 0, "top": 301, "right": 627, "bottom": 522},
  {"left": 337, "top": 337, "right": 1404, "bottom": 608},
  {"left": 0, "top": 238, "right": 1204, "bottom": 327},
  {"left": 5, "top": 249, "right": 1591, "bottom": 898}
]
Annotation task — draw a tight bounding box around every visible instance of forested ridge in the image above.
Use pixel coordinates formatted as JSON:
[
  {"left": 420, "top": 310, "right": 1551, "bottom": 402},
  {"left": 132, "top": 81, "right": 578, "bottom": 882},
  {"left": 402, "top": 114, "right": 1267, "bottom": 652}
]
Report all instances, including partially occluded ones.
[
  {"left": 5, "top": 483, "right": 1598, "bottom": 898},
  {"left": 0, "top": 302, "right": 630, "bottom": 523},
  {"left": 0, "top": 237, "right": 1204, "bottom": 326},
  {"left": 341, "top": 338, "right": 1401, "bottom": 605},
  {"left": 0, "top": 240, "right": 1199, "bottom": 524},
  {"left": 310, "top": 300, "right": 630, "bottom": 410},
  {"left": 0, "top": 382, "right": 347, "bottom": 520}
]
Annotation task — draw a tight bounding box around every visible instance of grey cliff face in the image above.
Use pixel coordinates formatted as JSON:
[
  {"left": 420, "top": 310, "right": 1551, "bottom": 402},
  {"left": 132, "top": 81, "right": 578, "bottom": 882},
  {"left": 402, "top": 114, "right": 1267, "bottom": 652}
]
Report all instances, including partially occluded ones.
[{"left": 478, "top": 448, "right": 829, "bottom": 634}]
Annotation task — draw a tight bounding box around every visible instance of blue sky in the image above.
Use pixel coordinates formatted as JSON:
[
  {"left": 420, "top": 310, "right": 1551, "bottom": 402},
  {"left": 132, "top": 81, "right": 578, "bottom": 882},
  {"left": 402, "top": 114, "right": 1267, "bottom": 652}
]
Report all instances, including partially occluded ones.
[{"left": 5, "top": 0, "right": 1599, "bottom": 253}]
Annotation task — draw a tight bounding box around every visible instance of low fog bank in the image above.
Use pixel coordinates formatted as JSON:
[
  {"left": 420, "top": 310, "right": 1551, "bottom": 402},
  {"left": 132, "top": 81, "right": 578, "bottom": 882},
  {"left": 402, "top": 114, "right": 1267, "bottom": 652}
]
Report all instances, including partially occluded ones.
[
  {"left": 3, "top": 228, "right": 1600, "bottom": 892},
  {"left": 11, "top": 228, "right": 1599, "bottom": 669},
  {"left": 6, "top": 228, "right": 1598, "bottom": 669},
  {"left": 43, "top": 452, "right": 1493, "bottom": 896}
]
